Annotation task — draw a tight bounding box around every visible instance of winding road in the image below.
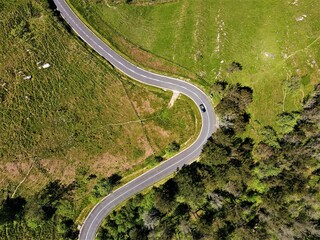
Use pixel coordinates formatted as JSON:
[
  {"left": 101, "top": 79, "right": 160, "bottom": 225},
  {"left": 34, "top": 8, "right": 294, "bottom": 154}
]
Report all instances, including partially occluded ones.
[{"left": 53, "top": 0, "right": 217, "bottom": 239}]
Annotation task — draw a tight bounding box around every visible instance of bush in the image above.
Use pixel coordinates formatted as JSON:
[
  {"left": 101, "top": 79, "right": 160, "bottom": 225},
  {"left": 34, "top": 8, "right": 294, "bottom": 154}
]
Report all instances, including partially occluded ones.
[{"left": 166, "top": 141, "right": 180, "bottom": 153}]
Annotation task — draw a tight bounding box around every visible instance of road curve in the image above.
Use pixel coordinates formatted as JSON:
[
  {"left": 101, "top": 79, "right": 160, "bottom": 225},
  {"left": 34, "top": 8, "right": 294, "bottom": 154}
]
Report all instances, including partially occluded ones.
[{"left": 53, "top": 0, "right": 217, "bottom": 239}]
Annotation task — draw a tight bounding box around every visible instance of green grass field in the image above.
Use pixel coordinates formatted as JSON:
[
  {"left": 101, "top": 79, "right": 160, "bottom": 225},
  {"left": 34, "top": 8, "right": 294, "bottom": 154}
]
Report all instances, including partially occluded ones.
[
  {"left": 69, "top": 0, "right": 320, "bottom": 140},
  {"left": 0, "top": 0, "right": 201, "bottom": 238},
  {"left": 0, "top": 0, "right": 199, "bottom": 197}
]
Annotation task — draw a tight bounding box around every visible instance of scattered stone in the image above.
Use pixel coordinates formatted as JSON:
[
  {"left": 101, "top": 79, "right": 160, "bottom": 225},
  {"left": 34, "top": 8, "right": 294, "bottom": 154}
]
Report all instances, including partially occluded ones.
[
  {"left": 23, "top": 75, "right": 32, "bottom": 80},
  {"left": 264, "top": 52, "right": 275, "bottom": 59},
  {"left": 42, "top": 63, "right": 51, "bottom": 69},
  {"left": 39, "top": 63, "right": 51, "bottom": 69},
  {"left": 289, "top": 0, "right": 299, "bottom": 6},
  {"left": 307, "top": 59, "right": 318, "bottom": 68},
  {"left": 296, "top": 15, "right": 306, "bottom": 21},
  {"left": 215, "top": 10, "right": 227, "bottom": 54}
]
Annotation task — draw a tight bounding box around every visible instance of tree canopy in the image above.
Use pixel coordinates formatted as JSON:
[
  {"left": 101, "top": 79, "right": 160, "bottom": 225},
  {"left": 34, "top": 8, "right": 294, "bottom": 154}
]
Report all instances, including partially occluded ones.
[{"left": 98, "top": 84, "right": 320, "bottom": 239}]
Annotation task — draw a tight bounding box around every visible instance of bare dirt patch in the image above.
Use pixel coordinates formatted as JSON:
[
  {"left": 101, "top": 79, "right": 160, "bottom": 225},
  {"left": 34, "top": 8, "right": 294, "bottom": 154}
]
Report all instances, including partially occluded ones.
[
  {"left": 90, "top": 152, "right": 133, "bottom": 177},
  {"left": 138, "top": 136, "right": 154, "bottom": 158},
  {"left": 41, "top": 158, "right": 76, "bottom": 183},
  {"left": 133, "top": 99, "right": 155, "bottom": 114},
  {"left": 0, "top": 161, "right": 32, "bottom": 184}
]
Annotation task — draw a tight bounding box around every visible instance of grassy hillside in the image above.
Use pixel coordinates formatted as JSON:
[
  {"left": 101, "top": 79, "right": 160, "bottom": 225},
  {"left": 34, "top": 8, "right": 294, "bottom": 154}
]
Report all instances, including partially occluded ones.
[
  {"left": 68, "top": 0, "right": 320, "bottom": 141},
  {"left": 0, "top": 0, "right": 199, "bottom": 238}
]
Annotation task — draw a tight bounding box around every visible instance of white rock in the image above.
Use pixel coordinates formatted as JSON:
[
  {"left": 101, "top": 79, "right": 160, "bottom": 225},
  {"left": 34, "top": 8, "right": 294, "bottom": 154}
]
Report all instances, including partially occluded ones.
[
  {"left": 42, "top": 63, "right": 51, "bottom": 69},
  {"left": 23, "top": 75, "right": 32, "bottom": 80},
  {"left": 296, "top": 15, "right": 306, "bottom": 21},
  {"left": 289, "top": 0, "right": 299, "bottom": 6},
  {"left": 264, "top": 52, "right": 275, "bottom": 59}
]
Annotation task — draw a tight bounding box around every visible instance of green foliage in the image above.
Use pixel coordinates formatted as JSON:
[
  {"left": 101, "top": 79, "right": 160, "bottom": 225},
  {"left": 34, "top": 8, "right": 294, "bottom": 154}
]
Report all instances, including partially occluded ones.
[
  {"left": 253, "top": 163, "right": 282, "bottom": 179},
  {"left": 99, "top": 197, "right": 148, "bottom": 239},
  {"left": 57, "top": 218, "right": 78, "bottom": 239},
  {"left": 10, "top": 20, "right": 31, "bottom": 40},
  {"left": 277, "top": 112, "right": 301, "bottom": 135},
  {"left": 108, "top": 173, "right": 122, "bottom": 186},
  {"left": 260, "top": 126, "right": 280, "bottom": 148},
  {"left": 175, "top": 163, "right": 206, "bottom": 207},
  {"left": 0, "top": 196, "right": 27, "bottom": 224},
  {"left": 154, "top": 155, "right": 164, "bottom": 163},
  {"left": 93, "top": 178, "right": 113, "bottom": 198},
  {"left": 154, "top": 179, "right": 178, "bottom": 213},
  {"left": 228, "top": 61, "right": 243, "bottom": 73},
  {"left": 0, "top": 180, "right": 78, "bottom": 239},
  {"left": 99, "top": 84, "right": 320, "bottom": 239},
  {"left": 93, "top": 173, "right": 122, "bottom": 198},
  {"left": 142, "top": 208, "right": 161, "bottom": 230},
  {"left": 38, "top": 180, "right": 75, "bottom": 219},
  {"left": 215, "top": 84, "right": 253, "bottom": 133},
  {"left": 165, "top": 141, "right": 180, "bottom": 154}
]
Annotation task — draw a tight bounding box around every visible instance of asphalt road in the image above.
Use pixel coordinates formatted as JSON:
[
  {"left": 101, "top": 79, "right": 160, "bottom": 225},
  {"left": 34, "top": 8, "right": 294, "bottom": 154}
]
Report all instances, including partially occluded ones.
[{"left": 53, "top": 0, "right": 217, "bottom": 239}]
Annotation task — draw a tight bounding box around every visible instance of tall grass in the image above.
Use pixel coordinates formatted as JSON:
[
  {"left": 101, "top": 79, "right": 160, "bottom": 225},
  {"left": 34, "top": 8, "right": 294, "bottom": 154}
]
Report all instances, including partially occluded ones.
[{"left": 69, "top": 0, "right": 320, "bottom": 141}]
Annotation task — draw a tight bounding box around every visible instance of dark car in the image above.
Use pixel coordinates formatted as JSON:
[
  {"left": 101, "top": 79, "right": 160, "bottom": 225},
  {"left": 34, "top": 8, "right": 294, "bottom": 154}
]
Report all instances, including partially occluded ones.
[{"left": 199, "top": 104, "right": 206, "bottom": 112}]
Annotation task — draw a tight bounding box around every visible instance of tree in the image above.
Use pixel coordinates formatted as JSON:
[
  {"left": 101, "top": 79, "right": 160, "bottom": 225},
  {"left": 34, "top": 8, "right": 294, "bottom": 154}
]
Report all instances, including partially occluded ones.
[
  {"left": 38, "top": 180, "right": 75, "bottom": 219},
  {"left": 108, "top": 173, "right": 122, "bottom": 186},
  {"left": 142, "top": 208, "right": 160, "bottom": 230},
  {"left": 175, "top": 163, "right": 206, "bottom": 207},
  {"left": 0, "top": 196, "right": 26, "bottom": 224},
  {"left": 154, "top": 179, "right": 178, "bottom": 213},
  {"left": 166, "top": 141, "right": 180, "bottom": 153},
  {"left": 93, "top": 178, "right": 112, "bottom": 198},
  {"left": 277, "top": 112, "right": 301, "bottom": 135},
  {"left": 228, "top": 61, "right": 243, "bottom": 72}
]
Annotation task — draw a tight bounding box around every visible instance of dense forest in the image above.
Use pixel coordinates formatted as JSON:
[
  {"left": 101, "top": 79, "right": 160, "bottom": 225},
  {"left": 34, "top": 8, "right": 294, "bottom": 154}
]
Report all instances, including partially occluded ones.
[
  {"left": 98, "top": 83, "right": 320, "bottom": 239},
  {"left": 0, "top": 171, "right": 125, "bottom": 239}
]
